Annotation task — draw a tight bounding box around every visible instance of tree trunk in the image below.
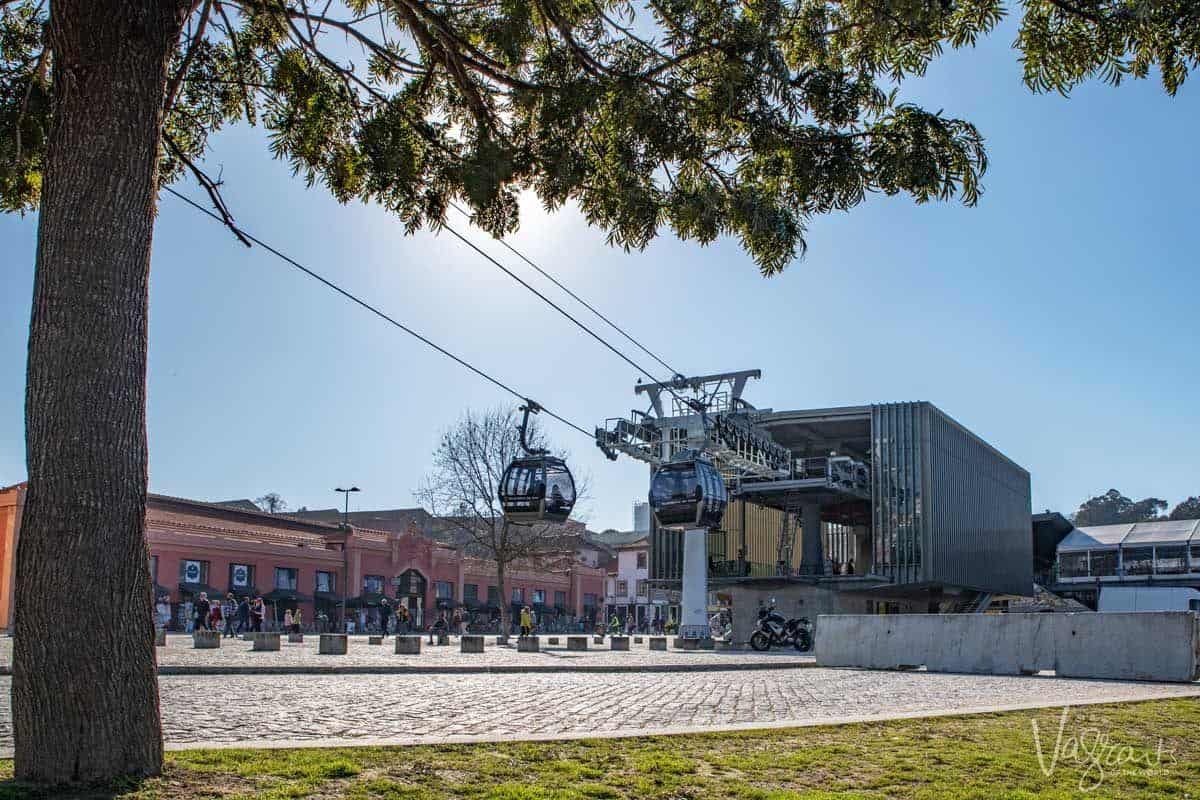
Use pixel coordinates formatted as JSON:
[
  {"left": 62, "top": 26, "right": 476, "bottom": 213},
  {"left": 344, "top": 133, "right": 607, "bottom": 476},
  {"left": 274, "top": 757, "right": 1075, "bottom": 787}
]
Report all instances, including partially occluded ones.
[
  {"left": 496, "top": 559, "right": 508, "bottom": 635},
  {"left": 15, "top": 0, "right": 189, "bottom": 784}
]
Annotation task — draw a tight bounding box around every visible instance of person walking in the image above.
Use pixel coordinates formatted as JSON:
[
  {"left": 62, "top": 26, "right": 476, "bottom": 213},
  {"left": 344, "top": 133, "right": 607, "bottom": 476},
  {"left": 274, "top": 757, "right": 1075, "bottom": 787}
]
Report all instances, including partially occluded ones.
[
  {"left": 292, "top": 608, "right": 303, "bottom": 634},
  {"left": 207, "top": 599, "right": 223, "bottom": 632},
  {"left": 250, "top": 596, "right": 264, "bottom": 632},
  {"left": 235, "top": 595, "right": 250, "bottom": 635},
  {"left": 378, "top": 598, "right": 392, "bottom": 638},
  {"left": 222, "top": 593, "right": 237, "bottom": 637},
  {"left": 193, "top": 592, "right": 211, "bottom": 631},
  {"left": 283, "top": 609, "right": 293, "bottom": 633}
]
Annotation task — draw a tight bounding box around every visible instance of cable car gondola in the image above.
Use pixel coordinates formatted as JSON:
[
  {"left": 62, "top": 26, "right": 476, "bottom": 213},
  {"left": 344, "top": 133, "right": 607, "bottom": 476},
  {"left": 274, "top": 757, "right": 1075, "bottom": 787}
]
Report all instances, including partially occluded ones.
[
  {"left": 649, "top": 450, "right": 728, "bottom": 529},
  {"left": 499, "top": 403, "right": 576, "bottom": 525}
]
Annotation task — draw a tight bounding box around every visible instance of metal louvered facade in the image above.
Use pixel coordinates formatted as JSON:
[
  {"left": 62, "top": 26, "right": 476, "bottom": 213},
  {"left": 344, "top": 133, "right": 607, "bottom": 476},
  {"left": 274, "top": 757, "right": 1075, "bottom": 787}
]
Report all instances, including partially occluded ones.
[{"left": 872, "top": 402, "right": 1032, "bottom": 596}]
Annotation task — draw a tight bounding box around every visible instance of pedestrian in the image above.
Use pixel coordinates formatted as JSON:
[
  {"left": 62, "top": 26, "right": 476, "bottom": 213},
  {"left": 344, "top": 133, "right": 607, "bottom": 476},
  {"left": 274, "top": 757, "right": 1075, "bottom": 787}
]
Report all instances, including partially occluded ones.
[
  {"left": 283, "top": 609, "right": 293, "bottom": 632},
  {"left": 222, "top": 593, "right": 237, "bottom": 637},
  {"left": 397, "top": 604, "right": 410, "bottom": 634},
  {"left": 236, "top": 595, "right": 250, "bottom": 635},
  {"left": 292, "top": 608, "right": 303, "bottom": 634},
  {"left": 193, "top": 592, "right": 211, "bottom": 631},
  {"left": 379, "top": 598, "right": 391, "bottom": 638},
  {"left": 519, "top": 605, "right": 533, "bottom": 637},
  {"left": 208, "top": 599, "right": 223, "bottom": 631},
  {"left": 451, "top": 608, "right": 463, "bottom": 636},
  {"left": 155, "top": 596, "right": 172, "bottom": 632},
  {"left": 250, "top": 596, "right": 264, "bottom": 632}
]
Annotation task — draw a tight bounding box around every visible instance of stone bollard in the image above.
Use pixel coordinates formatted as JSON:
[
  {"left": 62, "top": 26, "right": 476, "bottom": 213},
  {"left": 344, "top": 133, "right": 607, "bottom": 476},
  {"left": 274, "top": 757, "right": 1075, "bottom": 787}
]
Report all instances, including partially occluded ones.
[
  {"left": 567, "top": 636, "right": 588, "bottom": 651},
  {"left": 547, "top": 637, "right": 560, "bottom": 645},
  {"left": 154, "top": 628, "right": 166, "bottom": 647},
  {"left": 461, "top": 635, "right": 484, "bottom": 653},
  {"left": 649, "top": 637, "right": 667, "bottom": 651},
  {"left": 369, "top": 636, "right": 383, "bottom": 645},
  {"left": 610, "top": 636, "right": 630, "bottom": 651},
  {"left": 192, "top": 630, "right": 221, "bottom": 649},
  {"left": 395, "top": 636, "right": 421, "bottom": 655},
  {"left": 288, "top": 633, "right": 304, "bottom": 644},
  {"left": 633, "top": 636, "right": 643, "bottom": 644},
  {"left": 517, "top": 635, "right": 540, "bottom": 653},
  {"left": 252, "top": 633, "right": 281, "bottom": 651},
  {"left": 319, "top": 634, "right": 348, "bottom": 655}
]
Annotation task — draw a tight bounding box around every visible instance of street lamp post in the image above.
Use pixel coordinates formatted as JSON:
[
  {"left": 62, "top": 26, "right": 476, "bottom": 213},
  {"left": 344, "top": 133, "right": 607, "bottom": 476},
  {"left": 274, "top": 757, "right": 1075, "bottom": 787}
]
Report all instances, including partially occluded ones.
[{"left": 334, "top": 486, "right": 360, "bottom": 632}]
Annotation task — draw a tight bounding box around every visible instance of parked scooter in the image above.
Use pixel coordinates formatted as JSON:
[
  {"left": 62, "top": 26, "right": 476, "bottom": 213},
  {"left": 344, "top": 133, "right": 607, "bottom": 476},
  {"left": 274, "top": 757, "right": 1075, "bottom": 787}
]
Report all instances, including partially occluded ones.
[{"left": 749, "top": 602, "right": 812, "bottom": 652}]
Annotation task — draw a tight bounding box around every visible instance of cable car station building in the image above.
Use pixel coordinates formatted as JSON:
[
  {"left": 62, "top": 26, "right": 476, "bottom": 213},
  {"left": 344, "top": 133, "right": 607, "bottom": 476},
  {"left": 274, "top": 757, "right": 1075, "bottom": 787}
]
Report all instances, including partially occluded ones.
[{"left": 599, "top": 374, "right": 1033, "bottom": 636}]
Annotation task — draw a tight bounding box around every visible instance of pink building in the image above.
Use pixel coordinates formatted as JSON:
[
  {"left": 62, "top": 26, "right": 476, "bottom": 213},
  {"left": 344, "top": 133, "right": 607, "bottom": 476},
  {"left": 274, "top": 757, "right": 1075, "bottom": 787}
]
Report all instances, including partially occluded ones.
[{"left": 0, "top": 486, "right": 605, "bottom": 632}]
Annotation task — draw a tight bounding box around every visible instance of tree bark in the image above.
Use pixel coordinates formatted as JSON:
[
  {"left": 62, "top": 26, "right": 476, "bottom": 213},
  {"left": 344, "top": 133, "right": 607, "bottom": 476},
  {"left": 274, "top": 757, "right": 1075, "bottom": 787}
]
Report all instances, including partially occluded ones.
[
  {"left": 496, "top": 558, "right": 508, "bottom": 635},
  {"left": 15, "top": 0, "right": 189, "bottom": 784}
]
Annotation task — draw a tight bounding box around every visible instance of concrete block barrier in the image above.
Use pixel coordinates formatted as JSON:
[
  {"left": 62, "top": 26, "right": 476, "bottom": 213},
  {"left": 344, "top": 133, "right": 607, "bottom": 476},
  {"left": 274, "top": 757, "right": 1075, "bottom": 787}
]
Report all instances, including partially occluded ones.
[
  {"left": 395, "top": 636, "right": 421, "bottom": 655},
  {"left": 252, "top": 633, "right": 281, "bottom": 651},
  {"left": 649, "top": 637, "right": 667, "bottom": 651},
  {"left": 610, "top": 636, "right": 630, "bottom": 651},
  {"left": 461, "top": 635, "right": 484, "bottom": 653},
  {"left": 567, "top": 636, "right": 588, "bottom": 651},
  {"left": 192, "top": 631, "right": 221, "bottom": 649},
  {"left": 517, "top": 636, "right": 540, "bottom": 653},
  {"left": 319, "top": 634, "right": 348, "bottom": 655},
  {"left": 674, "top": 637, "right": 700, "bottom": 651},
  {"left": 815, "top": 612, "right": 1200, "bottom": 683},
  {"left": 369, "top": 636, "right": 383, "bottom": 645},
  {"left": 287, "top": 633, "right": 304, "bottom": 643}
]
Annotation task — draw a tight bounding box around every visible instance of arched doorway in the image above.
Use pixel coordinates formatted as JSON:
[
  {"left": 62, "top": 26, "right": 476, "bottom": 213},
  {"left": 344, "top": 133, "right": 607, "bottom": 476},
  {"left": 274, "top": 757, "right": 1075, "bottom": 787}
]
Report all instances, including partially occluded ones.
[{"left": 395, "top": 568, "right": 427, "bottom": 629}]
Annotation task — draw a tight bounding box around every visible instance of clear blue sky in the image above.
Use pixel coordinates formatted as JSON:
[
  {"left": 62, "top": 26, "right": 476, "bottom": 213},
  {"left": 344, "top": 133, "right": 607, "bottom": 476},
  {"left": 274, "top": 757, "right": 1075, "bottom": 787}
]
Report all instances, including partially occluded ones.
[{"left": 2, "top": 18, "right": 1197, "bottom": 531}]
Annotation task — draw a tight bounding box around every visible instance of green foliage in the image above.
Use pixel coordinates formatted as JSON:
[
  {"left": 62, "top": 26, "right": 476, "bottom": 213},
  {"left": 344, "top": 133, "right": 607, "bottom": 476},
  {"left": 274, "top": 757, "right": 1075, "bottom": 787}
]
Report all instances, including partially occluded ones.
[
  {"left": 1168, "top": 495, "right": 1200, "bottom": 521},
  {"left": 1072, "top": 488, "right": 1168, "bottom": 525},
  {"left": 1, "top": 0, "right": 1197, "bottom": 270}
]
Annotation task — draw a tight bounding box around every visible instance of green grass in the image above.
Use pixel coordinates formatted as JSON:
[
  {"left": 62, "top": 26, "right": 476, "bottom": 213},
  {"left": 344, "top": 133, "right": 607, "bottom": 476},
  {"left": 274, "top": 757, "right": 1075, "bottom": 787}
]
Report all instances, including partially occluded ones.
[{"left": 1, "top": 698, "right": 1198, "bottom": 799}]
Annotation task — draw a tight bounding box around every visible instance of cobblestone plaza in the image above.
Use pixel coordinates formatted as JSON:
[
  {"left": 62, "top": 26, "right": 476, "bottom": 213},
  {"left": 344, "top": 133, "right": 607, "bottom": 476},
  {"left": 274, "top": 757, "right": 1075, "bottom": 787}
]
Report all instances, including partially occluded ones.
[{"left": 0, "top": 635, "right": 1195, "bottom": 754}]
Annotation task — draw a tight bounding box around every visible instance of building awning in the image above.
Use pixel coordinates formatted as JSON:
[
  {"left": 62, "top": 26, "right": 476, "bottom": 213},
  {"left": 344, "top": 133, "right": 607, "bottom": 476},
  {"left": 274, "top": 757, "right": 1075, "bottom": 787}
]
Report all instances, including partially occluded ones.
[
  {"left": 227, "top": 585, "right": 258, "bottom": 598},
  {"left": 345, "top": 592, "right": 387, "bottom": 608},
  {"left": 177, "top": 582, "right": 221, "bottom": 597},
  {"left": 1057, "top": 525, "right": 1131, "bottom": 553},
  {"left": 435, "top": 598, "right": 459, "bottom": 610},
  {"left": 313, "top": 591, "right": 340, "bottom": 603},
  {"left": 262, "top": 589, "right": 312, "bottom": 604},
  {"left": 1122, "top": 519, "right": 1200, "bottom": 546}
]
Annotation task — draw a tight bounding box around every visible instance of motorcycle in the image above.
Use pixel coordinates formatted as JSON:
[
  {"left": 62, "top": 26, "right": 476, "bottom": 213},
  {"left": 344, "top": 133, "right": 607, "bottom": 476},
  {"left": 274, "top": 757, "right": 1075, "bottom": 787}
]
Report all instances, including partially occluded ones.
[{"left": 749, "top": 604, "right": 813, "bottom": 652}]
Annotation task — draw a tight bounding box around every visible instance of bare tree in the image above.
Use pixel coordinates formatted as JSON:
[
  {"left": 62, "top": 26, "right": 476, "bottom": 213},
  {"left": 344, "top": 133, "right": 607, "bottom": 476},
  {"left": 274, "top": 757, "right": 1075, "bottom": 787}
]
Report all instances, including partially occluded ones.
[
  {"left": 418, "top": 407, "right": 587, "bottom": 636},
  {"left": 254, "top": 492, "right": 287, "bottom": 514}
]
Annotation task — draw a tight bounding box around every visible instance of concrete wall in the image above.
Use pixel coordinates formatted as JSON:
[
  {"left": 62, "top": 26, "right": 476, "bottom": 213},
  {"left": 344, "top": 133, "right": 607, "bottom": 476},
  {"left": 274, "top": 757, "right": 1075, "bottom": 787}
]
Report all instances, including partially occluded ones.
[{"left": 816, "top": 612, "right": 1200, "bottom": 683}]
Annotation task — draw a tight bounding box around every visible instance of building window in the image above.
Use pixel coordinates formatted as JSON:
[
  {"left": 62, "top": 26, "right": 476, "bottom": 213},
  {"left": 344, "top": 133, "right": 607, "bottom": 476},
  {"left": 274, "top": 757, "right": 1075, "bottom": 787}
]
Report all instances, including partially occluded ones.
[
  {"left": 274, "top": 567, "right": 298, "bottom": 590},
  {"left": 1123, "top": 547, "right": 1154, "bottom": 576},
  {"left": 363, "top": 574, "right": 385, "bottom": 594},
  {"left": 1191, "top": 544, "right": 1200, "bottom": 572},
  {"left": 583, "top": 593, "right": 599, "bottom": 608},
  {"left": 180, "top": 559, "right": 209, "bottom": 585},
  {"left": 554, "top": 590, "right": 567, "bottom": 608},
  {"left": 531, "top": 589, "right": 546, "bottom": 605},
  {"left": 1059, "top": 552, "right": 1089, "bottom": 578},
  {"left": 635, "top": 580, "right": 648, "bottom": 598},
  {"left": 1089, "top": 550, "right": 1118, "bottom": 577},
  {"left": 230, "top": 563, "right": 254, "bottom": 590},
  {"left": 616, "top": 580, "right": 628, "bottom": 596},
  {"left": 511, "top": 587, "right": 524, "bottom": 603},
  {"left": 464, "top": 584, "right": 479, "bottom": 603},
  {"left": 435, "top": 581, "right": 454, "bottom": 600},
  {"left": 636, "top": 551, "right": 647, "bottom": 569},
  {"left": 315, "top": 571, "right": 336, "bottom": 593},
  {"left": 487, "top": 585, "right": 500, "bottom": 604},
  {"left": 1155, "top": 545, "right": 1188, "bottom": 575}
]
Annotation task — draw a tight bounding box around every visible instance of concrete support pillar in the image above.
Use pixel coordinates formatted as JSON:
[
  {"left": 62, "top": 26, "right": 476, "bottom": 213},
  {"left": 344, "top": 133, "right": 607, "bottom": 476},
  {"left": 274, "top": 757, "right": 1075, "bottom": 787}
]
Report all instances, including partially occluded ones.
[
  {"left": 852, "top": 525, "right": 870, "bottom": 575},
  {"left": 800, "top": 503, "right": 824, "bottom": 575},
  {"left": 680, "top": 527, "right": 708, "bottom": 638}
]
